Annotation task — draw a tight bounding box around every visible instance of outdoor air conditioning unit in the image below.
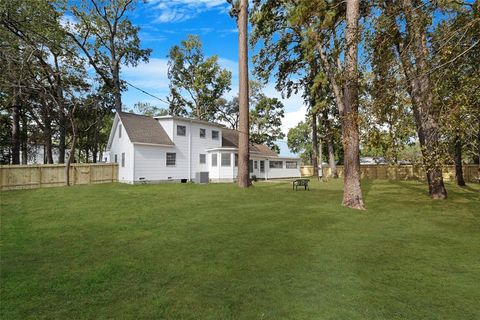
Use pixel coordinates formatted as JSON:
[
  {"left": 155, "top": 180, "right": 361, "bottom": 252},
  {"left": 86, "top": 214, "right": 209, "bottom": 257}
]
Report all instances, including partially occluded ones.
[{"left": 195, "top": 172, "right": 209, "bottom": 184}]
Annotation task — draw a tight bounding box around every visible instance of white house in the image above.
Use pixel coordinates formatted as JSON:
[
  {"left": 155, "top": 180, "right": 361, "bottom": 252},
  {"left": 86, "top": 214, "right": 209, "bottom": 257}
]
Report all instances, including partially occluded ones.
[{"left": 106, "top": 112, "right": 301, "bottom": 183}]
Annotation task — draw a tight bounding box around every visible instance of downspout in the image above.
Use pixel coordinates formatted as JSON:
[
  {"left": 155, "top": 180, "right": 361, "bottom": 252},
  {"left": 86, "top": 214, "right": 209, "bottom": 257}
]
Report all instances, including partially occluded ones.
[{"left": 188, "top": 120, "right": 192, "bottom": 181}]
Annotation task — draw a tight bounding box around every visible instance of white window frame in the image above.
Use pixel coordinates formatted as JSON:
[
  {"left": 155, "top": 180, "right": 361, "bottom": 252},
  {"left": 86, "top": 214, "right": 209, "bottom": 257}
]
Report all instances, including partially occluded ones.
[
  {"left": 200, "top": 128, "right": 206, "bottom": 138},
  {"left": 166, "top": 152, "right": 176, "bottom": 166},
  {"left": 199, "top": 154, "right": 206, "bottom": 164},
  {"left": 176, "top": 125, "right": 186, "bottom": 136},
  {"left": 118, "top": 124, "right": 122, "bottom": 138},
  {"left": 212, "top": 130, "right": 219, "bottom": 140},
  {"left": 269, "top": 160, "right": 283, "bottom": 169},
  {"left": 286, "top": 161, "right": 297, "bottom": 169},
  {"left": 221, "top": 153, "right": 231, "bottom": 167},
  {"left": 121, "top": 153, "right": 125, "bottom": 167}
]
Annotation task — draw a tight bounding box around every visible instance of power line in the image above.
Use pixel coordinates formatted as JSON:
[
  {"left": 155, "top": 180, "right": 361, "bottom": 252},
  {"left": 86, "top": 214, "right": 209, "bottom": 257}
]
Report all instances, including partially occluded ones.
[{"left": 125, "top": 81, "right": 170, "bottom": 106}]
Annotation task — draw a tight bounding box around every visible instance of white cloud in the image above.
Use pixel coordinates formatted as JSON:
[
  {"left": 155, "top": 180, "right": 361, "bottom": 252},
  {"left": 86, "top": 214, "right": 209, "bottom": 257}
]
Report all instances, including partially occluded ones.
[
  {"left": 122, "top": 56, "right": 308, "bottom": 136},
  {"left": 149, "top": 0, "right": 229, "bottom": 23},
  {"left": 281, "top": 105, "right": 308, "bottom": 136},
  {"left": 122, "top": 58, "right": 170, "bottom": 90}
]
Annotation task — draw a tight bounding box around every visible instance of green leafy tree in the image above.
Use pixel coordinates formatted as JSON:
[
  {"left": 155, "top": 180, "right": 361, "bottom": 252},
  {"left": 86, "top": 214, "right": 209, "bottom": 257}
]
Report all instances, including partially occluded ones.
[
  {"left": 133, "top": 102, "right": 168, "bottom": 117},
  {"left": 66, "top": 0, "right": 151, "bottom": 112},
  {"left": 167, "top": 35, "right": 232, "bottom": 120},
  {"left": 250, "top": 96, "right": 285, "bottom": 153},
  {"left": 252, "top": 0, "right": 366, "bottom": 209},
  {"left": 431, "top": 7, "right": 480, "bottom": 186},
  {"left": 287, "top": 121, "right": 313, "bottom": 165},
  {"left": 215, "top": 97, "right": 239, "bottom": 129},
  {"left": 215, "top": 81, "right": 285, "bottom": 152}
]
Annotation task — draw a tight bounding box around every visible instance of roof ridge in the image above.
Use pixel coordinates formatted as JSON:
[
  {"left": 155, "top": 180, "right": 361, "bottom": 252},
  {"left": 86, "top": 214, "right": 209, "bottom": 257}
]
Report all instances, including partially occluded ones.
[{"left": 117, "top": 111, "right": 154, "bottom": 119}]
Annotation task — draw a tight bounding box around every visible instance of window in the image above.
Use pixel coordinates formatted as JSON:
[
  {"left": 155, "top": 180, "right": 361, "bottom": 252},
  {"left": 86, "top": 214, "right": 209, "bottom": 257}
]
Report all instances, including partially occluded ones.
[
  {"left": 212, "top": 130, "right": 219, "bottom": 140},
  {"left": 254, "top": 161, "right": 258, "bottom": 170},
  {"left": 200, "top": 128, "right": 206, "bottom": 138},
  {"left": 286, "top": 161, "right": 297, "bottom": 169},
  {"left": 114, "top": 154, "right": 118, "bottom": 163},
  {"left": 269, "top": 160, "right": 283, "bottom": 169},
  {"left": 199, "top": 154, "right": 206, "bottom": 164},
  {"left": 260, "top": 161, "right": 265, "bottom": 173},
  {"left": 211, "top": 154, "right": 217, "bottom": 166},
  {"left": 121, "top": 153, "right": 125, "bottom": 167},
  {"left": 249, "top": 160, "right": 253, "bottom": 173},
  {"left": 118, "top": 124, "right": 122, "bottom": 138},
  {"left": 235, "top": 153, "right": 238, "bottom": 167},
  {"left": 166, "top": 153, "right": 176, "bottom": 166},
  {"left": 177, "top": 125, "right": 186, "bottom": 136},
  {"left": 221, "top": 153, "right": 231, "bottom": 166}
]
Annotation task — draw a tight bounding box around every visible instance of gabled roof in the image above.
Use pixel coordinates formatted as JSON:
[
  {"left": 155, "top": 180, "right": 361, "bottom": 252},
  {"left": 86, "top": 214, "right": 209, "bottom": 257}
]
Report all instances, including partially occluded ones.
[
  {"left": 155, "top": 115, "right": 225, "bottom": 128},
  {"left": 221, "top": 128, "right": 278, "bottom": 157},
  {"left": 118, "top": 112, "right": 174, "bottom": 146}
]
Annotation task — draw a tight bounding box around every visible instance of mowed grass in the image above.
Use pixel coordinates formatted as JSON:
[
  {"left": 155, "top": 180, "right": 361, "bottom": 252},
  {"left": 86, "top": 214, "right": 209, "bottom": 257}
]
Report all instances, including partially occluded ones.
[{"left": 1, "top": 179, "right": 479, "bottom": 320}]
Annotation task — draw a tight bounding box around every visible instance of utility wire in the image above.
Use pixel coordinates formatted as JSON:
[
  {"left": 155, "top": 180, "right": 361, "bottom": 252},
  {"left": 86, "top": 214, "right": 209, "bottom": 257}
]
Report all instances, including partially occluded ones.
[{"left": 125, "top": 81, "right": 170, "bottom": 106}]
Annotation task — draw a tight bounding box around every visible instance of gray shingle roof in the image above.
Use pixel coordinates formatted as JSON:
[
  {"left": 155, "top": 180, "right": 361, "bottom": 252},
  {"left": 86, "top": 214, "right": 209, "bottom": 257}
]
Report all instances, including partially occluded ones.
[
  {"left": 118, "top": 112, "right": 174, "bottom": 146},
  {"left": 221, "top": 128, "right": 278, "bottom": 157}
]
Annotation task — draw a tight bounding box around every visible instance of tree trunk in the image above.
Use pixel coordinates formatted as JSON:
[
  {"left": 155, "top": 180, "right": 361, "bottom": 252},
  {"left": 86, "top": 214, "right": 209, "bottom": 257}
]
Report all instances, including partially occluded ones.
[
  {"left": 396, "top": 0, "right": 447, "bottom": 199},
  {"left": 341, "top": 0, "right": 365, "bottom": 209},
  {"left": 322, "top": 110, "right": 338, "bottom": 178},
  {"left": 327, "top": 135, "right": 338, "bottom": 178},
  {"left": 12, "top": 103, "right": 20, "bottom": 164},
  {"left": 93, "top": 132, "right": 99, "bottom": 163},
  {"left": 318, "top": 129, "right": 323, "bottom": 178},
  {"left": 58, "top": 111, "right": 66, "bottom": 163},
  {"left": 112, "top": 60, "right": 122, "bottom": 113},
  {"left": 11, "top": 104, "right": 20, "bottom": 165},
  {"left": 54, "top": 54, "right": 66, "bottom": 164},
  {"left": 21, "top": 111, "right": 28, "bottom": 164},
  {"left": 44, "top": 124, "right": 54, "bottom": 164},
  {"left": 311, "top": 111, "right": 319, "bottom": 177},
  {"left": 65, "top": 128, "right": 77, "bottom": 186},
  {"left": 454, "top": 135, "right": 466, "bottom": 186},
  {"left": 65, "top": 104, "right": 78, "bottom": 186},
  {"left": 237, "top": 0, "right": 250, "bottom": 188}
]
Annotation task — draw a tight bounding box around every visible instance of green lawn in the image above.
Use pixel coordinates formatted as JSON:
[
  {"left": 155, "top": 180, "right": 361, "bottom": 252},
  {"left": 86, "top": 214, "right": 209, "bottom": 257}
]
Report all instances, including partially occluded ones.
[{"left": 1, "top": 179, "right": 479, "bottom": 320}]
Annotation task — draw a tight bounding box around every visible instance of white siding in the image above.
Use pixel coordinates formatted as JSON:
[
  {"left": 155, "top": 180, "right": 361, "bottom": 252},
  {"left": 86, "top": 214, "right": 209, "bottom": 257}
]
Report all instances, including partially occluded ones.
[
  {"left": 265, "top": 159, "right": 301, "bottom": 179},
  {"left": 109, "top": 119, "right": 134, "bottom": 182},
  {"left": 134, "top": 118, "right": 223, "bottom": 182},
  {"left": 133, "top": 145, "right": 177, "bottom": 181},
  {"left": 109, "top": 115, "right": 301, "bottom": 183}
]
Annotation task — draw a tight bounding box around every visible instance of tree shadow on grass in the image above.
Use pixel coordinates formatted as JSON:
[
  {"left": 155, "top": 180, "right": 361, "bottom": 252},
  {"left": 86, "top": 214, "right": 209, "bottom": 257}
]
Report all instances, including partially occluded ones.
[{"left": 388, "top": 180, "right": 480, "bottom": 203}]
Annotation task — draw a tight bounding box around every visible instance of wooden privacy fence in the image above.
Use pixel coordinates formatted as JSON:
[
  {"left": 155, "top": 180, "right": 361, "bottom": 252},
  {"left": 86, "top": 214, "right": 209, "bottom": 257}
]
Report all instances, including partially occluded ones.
[
  {"left": 0, "top": 163, "right": 118, "bottom": 191},
  {"left": 300, "top": 164, "right": 479, "bottom": 183}
]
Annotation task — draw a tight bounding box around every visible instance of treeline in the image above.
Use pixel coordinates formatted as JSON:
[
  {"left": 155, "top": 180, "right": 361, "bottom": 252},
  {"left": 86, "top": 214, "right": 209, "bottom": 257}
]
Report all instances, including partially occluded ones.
[
  {"left": 0, "top": 0, "right": 288, "bottom": 165},
  {"left": 250, "top": 0, "right": 479, "bottom": 207},
  {"left": 0, "top": 0, "right": 150, "bottom": 165}
]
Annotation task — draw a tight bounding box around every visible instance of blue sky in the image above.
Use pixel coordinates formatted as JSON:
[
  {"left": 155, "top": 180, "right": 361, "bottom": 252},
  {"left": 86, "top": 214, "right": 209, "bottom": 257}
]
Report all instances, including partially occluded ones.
[{"left": 120, "top": 0, "right": 306, "bottom": 157}]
